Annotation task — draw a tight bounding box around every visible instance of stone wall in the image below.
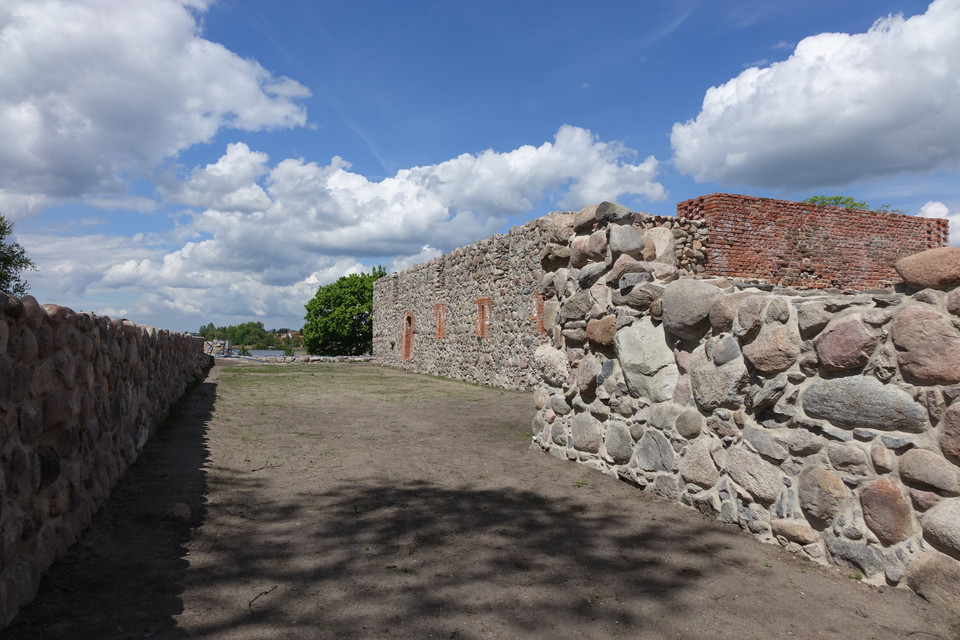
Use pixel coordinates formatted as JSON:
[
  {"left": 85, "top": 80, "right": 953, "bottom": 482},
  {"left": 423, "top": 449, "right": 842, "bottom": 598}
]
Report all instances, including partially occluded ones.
[
  {"left": 677, "top": 193, "right": 949, "bottom": 289},
  {"left": 375, "top": 193, "right": 949, "bottom": 390},
  {"left": 373, "top": 218, "right": 550, "bottom": 389},
  {"left": 372, "top": 202, "right": 705, "bottom": 389},
  {"left": 0, "top": 295, "right": 211, "bottom": 625},
  {"left": 374, "top": 194, "right": 958, "bottom": 605},
  {"left": 530, "top": 210, "right": 960, "bottom": 609}
]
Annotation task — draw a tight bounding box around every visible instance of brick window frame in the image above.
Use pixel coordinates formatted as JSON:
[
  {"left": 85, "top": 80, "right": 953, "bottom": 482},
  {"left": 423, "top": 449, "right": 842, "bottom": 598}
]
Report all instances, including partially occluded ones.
[
  {"left": 433, "top": 303, "right": 447, "bottom": 339},
  {"left": 400, "top": 311, "right": 414, "bottom": 361},
  {"left": 475, "top": 298, "right": 492, "bottom": 338},
  {"left": 531, "top": 292, "right": 546, "bottom": 335}
]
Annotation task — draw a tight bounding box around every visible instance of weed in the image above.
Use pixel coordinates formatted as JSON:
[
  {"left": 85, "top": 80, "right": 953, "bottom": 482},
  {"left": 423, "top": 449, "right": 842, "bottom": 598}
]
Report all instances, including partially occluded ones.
[
  {"left": 387, "top": 564, "right": 411, "bottom": 574},
  {"left": 574, "top": 480, "right": 587, "bottom": 488},
  {"left": 763, "top": 562, "right": 772, "bottom": 568},
  {"left": 849, "top": 572, "right": 863, "bottom": 581}
]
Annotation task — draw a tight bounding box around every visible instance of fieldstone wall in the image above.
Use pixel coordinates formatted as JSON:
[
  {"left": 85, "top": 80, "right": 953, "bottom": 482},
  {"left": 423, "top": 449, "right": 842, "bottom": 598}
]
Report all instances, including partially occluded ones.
[
  {"left": 373, "top": 218, "right": 550, "bottom": 389},
  {"left": 373, "top": 203, "right": 705, "bottom": 389},
  {"left": 0, "top": 295, "right": 211, "bottom": 626},
  {"left": 530, "top": 210, "right": 960, "bottom": 609}
]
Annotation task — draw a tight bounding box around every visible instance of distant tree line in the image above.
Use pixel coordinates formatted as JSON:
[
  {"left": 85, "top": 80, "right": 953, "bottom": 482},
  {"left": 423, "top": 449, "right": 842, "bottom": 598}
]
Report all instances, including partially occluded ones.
[
  {"left": 197, "top": 263, "right": 387, "bottom": 356},
  {"left": 196, "top": 321, "right": 301, "bottom": 349}
]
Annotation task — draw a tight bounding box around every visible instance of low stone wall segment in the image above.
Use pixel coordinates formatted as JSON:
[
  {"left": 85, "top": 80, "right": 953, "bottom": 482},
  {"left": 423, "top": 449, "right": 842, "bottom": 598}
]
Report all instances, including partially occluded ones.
[
  {"left": 0, "top": 295, "right": 211, "bottom": 625},
  {"left": 677, "top": 193, "right": 949, "bottom": 289},
  {"left": 530, "top": 210, "right": 960, "bottom": 609}
]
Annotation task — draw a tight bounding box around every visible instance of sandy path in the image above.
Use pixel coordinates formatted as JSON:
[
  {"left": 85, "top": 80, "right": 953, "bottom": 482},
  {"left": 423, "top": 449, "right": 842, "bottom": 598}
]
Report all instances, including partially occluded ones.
[{"left": 7, "top": 361, "right": 957, "bottom": 639}]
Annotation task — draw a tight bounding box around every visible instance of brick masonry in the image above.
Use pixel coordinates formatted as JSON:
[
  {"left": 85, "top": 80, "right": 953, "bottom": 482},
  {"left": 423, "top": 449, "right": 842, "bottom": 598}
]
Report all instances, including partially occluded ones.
[{"left": 677, "top": 193, "right": 949, "bottom": 289}]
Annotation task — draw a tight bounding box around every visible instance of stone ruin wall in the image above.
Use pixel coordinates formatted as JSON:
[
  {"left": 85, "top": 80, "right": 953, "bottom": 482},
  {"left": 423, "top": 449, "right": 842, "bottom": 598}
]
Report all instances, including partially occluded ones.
[
  {"left": 529, "top": 209, "right": 960, "bottom": 610},
  {"left": 373, "top": 220, "right": 550, "bottom": 390},
  {"left": 0, "top": 295, "right": 212, "bottom": 625},
  {"left": 372, "top": 205, "right": 704, "bottom": 389},
  {"left": 376, "top": 195, "right": 959, "bottom": 608},
  {"left": 678, "top": 193, "right": 949, "bottom": 289}
]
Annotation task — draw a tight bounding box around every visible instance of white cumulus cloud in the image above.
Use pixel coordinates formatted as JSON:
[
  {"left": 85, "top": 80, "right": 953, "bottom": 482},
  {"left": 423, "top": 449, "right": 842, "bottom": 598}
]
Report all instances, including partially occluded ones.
[
  {"left": 671, "top": 0, "right": 960, "bottom": 189},
  {"left": 389, "top": 246, "right": 443, "bottom": 273},
  {"left": 167, "top": 125, "right": 664, "bottom": 265},
  {"left": 24, "top": 126, "right": 665, "bottom": 329},
  {"left": 0, "top": 0, "right": 308, "bottom": 210}
]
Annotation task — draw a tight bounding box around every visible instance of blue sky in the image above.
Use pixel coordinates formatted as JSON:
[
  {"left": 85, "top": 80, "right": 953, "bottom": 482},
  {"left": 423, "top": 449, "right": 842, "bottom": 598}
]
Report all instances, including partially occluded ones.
[{"left": 2, "top": 0, "right": 958, "bottom": 332}]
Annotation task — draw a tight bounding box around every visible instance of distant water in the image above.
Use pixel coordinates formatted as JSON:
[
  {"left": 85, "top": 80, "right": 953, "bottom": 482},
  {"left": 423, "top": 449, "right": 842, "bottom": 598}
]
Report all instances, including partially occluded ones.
[{"left": 247, "top": 349, "right": 288, "bottom": 357}]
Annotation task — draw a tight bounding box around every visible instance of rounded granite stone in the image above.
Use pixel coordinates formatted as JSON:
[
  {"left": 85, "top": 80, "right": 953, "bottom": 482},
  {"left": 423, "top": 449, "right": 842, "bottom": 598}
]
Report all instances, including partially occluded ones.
[
  {"left": 894, "top": 247, "right": 960, "bottom": 290},
  {"left": 891, "top": 305, "right": 960, "bottom": 385},
  {"left": 798, "top": 466, "right": 846, "bottom": 523},
  {"left": 801, "top": 376, "right": 927, "bottom": 433},
  {"left": 860, "top": 478, "right": 914, "bottom": 545}
]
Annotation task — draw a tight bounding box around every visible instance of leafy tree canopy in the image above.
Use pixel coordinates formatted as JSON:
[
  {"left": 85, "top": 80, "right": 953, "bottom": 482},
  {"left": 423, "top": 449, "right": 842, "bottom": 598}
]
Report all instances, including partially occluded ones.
[
  {"left": 0, "top": 215, "right": 36, "bottom": 297},
  {"left": 802, "top": 195, "right": 870, "bottom": 209},
  {"left": 302, "top": 266, "right": 387, "bottom": 356},
  {"left": 802, "top": 195, "right": 905, "bottom": 215}
]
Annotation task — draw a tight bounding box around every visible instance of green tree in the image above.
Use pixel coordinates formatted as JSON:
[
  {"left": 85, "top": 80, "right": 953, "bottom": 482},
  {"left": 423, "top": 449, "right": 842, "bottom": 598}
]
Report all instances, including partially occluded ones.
[
  {"left": 237, "top": 321, "right": 268, "bottom": 346},
  {"left": 302, "top": 266, "right": 387, "bottom": 356},
  {"left": 0, "top": 215, "right": 36, "bottom": 296},
  {"left": 197, "top": 322, "right": 216, "bottom": 339},
  {"left": 803, "top": 196, "right": 906, "bottom": 215},
  {"left": 802, "top": 195, "right": 870, "bottom": 209}
]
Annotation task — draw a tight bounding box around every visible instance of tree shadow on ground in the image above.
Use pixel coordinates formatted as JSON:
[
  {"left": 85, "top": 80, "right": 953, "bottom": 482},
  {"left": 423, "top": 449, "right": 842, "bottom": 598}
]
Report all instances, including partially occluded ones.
[
  {"left": 7, "top": 362, "right": 956, "bottom": 640},
  {"left": 4, "top": 376, "right": 216, "bottom": 640},
  {"left": 179, "top": 475, "right": 748, "bottom": 639}
]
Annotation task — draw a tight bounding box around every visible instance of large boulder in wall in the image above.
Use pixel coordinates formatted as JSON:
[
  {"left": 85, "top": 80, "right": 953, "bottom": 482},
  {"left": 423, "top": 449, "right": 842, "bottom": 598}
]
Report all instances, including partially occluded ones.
[{"left": 614, "top": 317, "right": 678, "bottom": 403}]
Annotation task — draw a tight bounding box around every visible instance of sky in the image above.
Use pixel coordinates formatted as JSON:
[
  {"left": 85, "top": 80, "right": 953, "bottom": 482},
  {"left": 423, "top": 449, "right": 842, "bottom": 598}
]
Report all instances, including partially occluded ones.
[{"left": 2, "top": 0, "right": 959, "bottom": 333}]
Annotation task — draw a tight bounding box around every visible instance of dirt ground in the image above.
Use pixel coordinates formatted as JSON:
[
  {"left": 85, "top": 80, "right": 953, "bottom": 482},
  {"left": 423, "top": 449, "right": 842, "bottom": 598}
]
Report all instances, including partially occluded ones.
[{"left": 6, "top": 361, "right": 959, "bottom": 639}]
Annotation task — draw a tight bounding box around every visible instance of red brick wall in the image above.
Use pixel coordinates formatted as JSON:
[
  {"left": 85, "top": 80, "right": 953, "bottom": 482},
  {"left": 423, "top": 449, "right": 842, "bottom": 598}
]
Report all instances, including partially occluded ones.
[{"left": 677, "top": 193, "right": 949, "bottom": 289}]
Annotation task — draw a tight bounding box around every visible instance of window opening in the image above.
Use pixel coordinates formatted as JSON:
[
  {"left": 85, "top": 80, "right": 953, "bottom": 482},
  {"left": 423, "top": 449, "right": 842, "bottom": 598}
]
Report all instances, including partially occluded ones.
[
  {"left": 475, "top": 298, "right": 492, "bottom": 338},
  {"left": 531, "top": 293, "right": 546, "bottom": 335},
  {"left": 433, "top": 303, "right": 447, "bottom": 339},
  {"left": 400, "top": 312, "right": 414, "bottom": 361}
]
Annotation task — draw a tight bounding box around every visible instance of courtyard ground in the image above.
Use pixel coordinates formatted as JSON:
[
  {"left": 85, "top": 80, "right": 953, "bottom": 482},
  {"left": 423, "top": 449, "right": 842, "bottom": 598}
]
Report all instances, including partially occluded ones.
[{"left": 6, "top": 361, "right": 958, "bottom": 639}]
